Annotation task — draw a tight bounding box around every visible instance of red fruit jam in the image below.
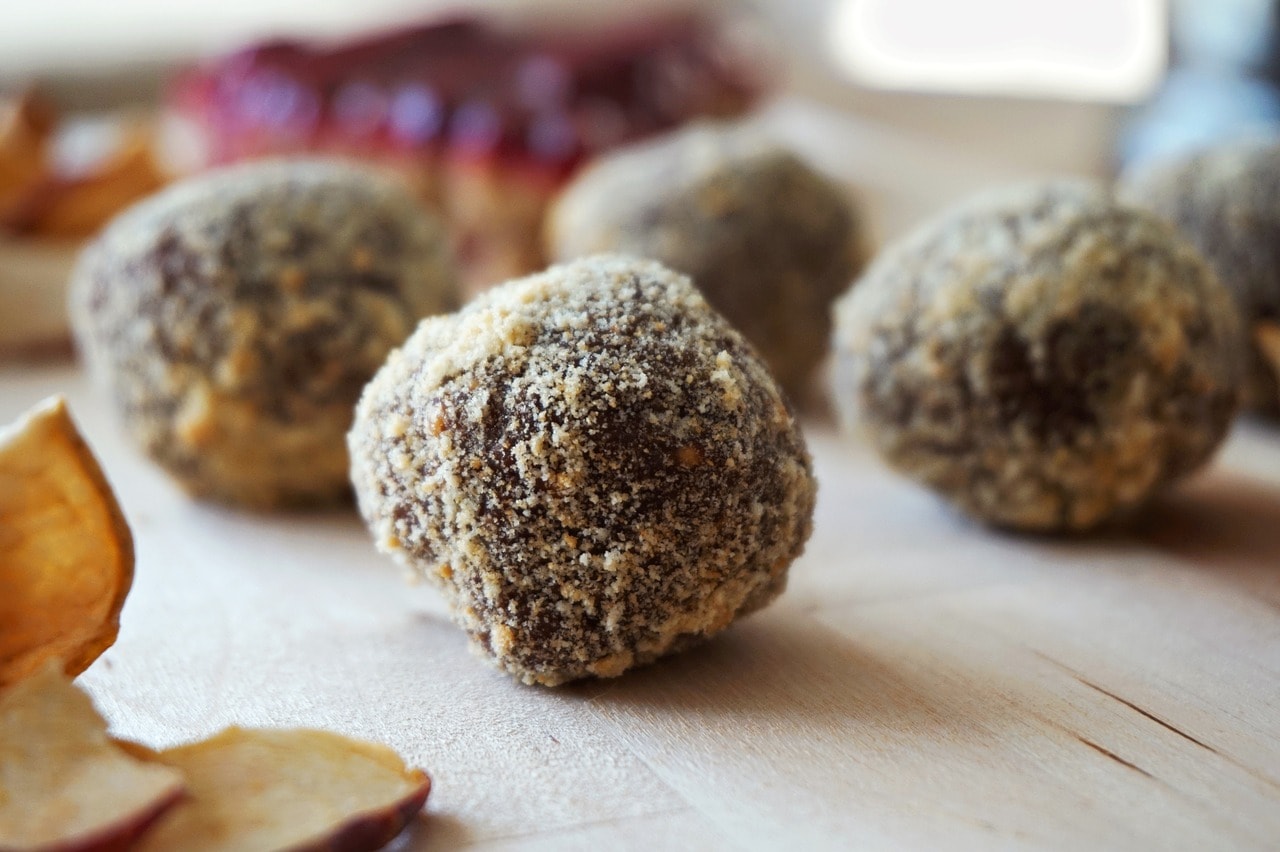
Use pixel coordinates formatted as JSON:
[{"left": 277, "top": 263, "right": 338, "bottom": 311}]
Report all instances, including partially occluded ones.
[{"left": 172, "top": 13, "right": 765, "bottom": 181}]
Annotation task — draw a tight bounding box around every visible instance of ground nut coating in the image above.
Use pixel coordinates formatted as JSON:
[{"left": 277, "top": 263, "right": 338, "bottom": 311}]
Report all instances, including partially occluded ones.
[
  {"left": 349, "top": 255, "right": 816, "bottom": 686},
  {"left": 70, "top": 159, "right": 459, "bottom": 508},
  {"left": 830, "top": 182, "right": 1241, "bottom": 532},
  {"left": 1118, "top": 139, "right": 1280, "bottom": 415},
  {"left": 547, "top": 124, "right": 866, "bottom": 402}
]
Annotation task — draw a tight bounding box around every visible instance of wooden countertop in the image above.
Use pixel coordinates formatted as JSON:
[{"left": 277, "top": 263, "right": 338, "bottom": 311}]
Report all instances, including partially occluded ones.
[{"left": 2, "top": 360, "right": 1278, "bottom": 850}]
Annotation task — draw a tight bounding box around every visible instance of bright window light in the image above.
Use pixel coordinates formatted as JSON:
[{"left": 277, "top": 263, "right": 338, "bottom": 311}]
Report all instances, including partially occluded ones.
[{"left": 827, "top": 0, "right": 1167, "bottom": 102}]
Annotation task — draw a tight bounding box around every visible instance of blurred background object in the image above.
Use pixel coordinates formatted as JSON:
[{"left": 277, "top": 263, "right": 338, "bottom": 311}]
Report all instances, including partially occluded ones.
[
  {"left": 4, "top": 0, "right": 1280, "bottom": 350},
  {"left": 19, "top": 0, "right": 1280, "bottom": 239},
  {"left": 0, "top": 0, "right": 1178, "bottom": 195},
  {"left": 1120, "top": 0, "right": 1280, "bottom": 168},
  {"left": 162, "top": 7, "right": 766, "bottom": 288},
  {"left": 825, "top": 0, "right": 1165, "bottom": 101}
]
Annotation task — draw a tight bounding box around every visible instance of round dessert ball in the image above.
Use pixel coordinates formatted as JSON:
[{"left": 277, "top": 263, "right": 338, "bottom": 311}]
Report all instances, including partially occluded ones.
[
  {"left": 546, "top": 123, "right": 867, "bottom": 402},
  {"left": 830, "top": 182, "right": 1241, "bottom": 532},
  {"left": 70, "top": 159, "right": 459, "bottom": 509},
  {"left": 350, "top": 254, "right": 816, "bottom": 686},
  {"left": 1118, "top": 138, "right": 1280, "bottom": 416}
]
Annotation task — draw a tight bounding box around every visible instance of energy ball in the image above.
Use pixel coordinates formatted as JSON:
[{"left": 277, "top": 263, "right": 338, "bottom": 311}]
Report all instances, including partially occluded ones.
[
  {"left": 350, "top": 255, "right": 815, "bottom": 686},
  {"left": 70, "top": 159, "right": 459, "bottom": 509},
  {"left": 830, "top": 182, "right": 1241, "bottom": 532},
  {"left": 1118, "top": 138, "right": 1280, "bottom": 415},
  {"left": 547, "top": 124, "right": 867, "bottom": 402}
]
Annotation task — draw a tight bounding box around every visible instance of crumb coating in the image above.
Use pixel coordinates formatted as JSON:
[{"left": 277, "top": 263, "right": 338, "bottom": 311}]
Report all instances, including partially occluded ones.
[
  {"left": 70, "top": 159, "right": 459, "bottom": 508},
  {"left": 548, "top": 124, "right": 866, "bottom": 401},
  {"left": 1118, "top": 138, "right": 1280, "bottom": 414},
  {"left": 831, "top": 182, "right": 1241, "bottom": 531},
  {"left": 350, "top": 255, "right": 816, "bottom": 685}
]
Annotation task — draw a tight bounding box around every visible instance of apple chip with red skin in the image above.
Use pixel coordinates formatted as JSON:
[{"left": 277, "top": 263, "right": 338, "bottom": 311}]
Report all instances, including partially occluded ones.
[
  {"left": 0, "top": 665, "right": 186, "bottom": 852},
  {"left": 129, "top": 727, "right": 431, "bottom": 852}
]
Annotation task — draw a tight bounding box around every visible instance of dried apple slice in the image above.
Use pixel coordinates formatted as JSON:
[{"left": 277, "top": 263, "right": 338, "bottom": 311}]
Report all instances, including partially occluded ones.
[
  {"left": 0, "top": 665, "right": 185, "bottom": 851},
  {"left": 131, "top": 727, "right": 431, "bottom": 852},
  {"left": 0, "top": 396, "right": 134, "bottom": 688},
  {"left": 4, "top": 130, "right": 168, "bottom": 239},
  {"left": 0, "top": 91, "right": 53, "bottom": 217}
]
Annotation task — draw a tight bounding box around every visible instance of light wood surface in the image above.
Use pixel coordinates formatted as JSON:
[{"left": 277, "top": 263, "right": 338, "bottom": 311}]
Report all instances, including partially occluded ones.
[
  {"left": 2, "top": 359, "right": 1278, "bottom": 851},
  {"left": 0, "top": 83, "right": 1269, "bottom": 852}
]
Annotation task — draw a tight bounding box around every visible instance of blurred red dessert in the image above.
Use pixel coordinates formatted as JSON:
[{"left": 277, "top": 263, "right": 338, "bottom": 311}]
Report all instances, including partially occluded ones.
[{"left": 170, "top": 13, "right": 766, "bottom": 289}]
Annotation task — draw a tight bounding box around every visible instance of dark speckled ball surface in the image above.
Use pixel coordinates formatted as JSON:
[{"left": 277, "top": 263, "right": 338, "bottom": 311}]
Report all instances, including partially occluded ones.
[
  {"left": 349, "top": 255, "right": 816, "bottom": 685},
  {"left": 71, "top": 159, "right": 459, "bottom": 508},
  {"left": 548, "top": 124, "right": 867, "bottom": 403},
  {"left": 831, "top": 182, "right": 1241, "bottom": 532},
  {"left": 1119, "top": 138, "right": 1280, "bottom": 415}
]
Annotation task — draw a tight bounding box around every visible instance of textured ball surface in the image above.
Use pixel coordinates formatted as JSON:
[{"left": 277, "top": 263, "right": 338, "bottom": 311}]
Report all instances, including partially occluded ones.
[
  {"left": 1119, "top": 138, "right": 1280, "bottom": 415},
  {"left": 350, "top": 255, "right": 816, "bottom": 685},
  {"left": 831, "top": 182, "right": 1241, "bottom": 531},
  {"left": 71, "top": 159, "right": 459, "bottom": 508},
  {"left": 548, "top": 124, "right": 866, "bottom": 401}
]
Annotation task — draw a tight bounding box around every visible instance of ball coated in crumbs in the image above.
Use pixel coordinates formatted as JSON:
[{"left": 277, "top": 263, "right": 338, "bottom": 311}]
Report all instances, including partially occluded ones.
[
  {"left": 547, "top": 124, "right": 867, "bottom": 402},
  {"left": 830, "top": 182, "right": 1241, "bottom": 532},
  {"left": 70, "top": 159, "right": 459, "bottom": 509},
  {"left": 1118, "top": 138, "right": 1280, "bottom": 415},
  {"left": 350, "top": 255, "right": 816, "bottom": 686}
]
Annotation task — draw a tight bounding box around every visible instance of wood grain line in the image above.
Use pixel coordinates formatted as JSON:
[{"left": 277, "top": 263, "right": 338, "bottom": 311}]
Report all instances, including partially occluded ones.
[
  {"left": 1029, "top": 648, "right": 1280, "bottom": 794},
  {"left": 1073, "top": 735, "right": 1154, "bottom": 779},
  {"left": 1070, "top": 677, "right": 1218, "bottom": 754},
  {"left": 1027, "top": 708, "right": 1163, "bottom": 786}
]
